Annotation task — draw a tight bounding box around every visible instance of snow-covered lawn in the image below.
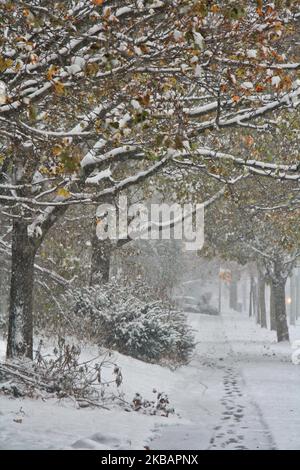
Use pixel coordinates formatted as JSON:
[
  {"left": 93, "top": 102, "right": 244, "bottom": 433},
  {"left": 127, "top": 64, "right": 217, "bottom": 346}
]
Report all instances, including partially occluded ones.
[
  {"left": 0, "top": 311, "right": 300, "bottom": 450},
  {"left": 0, "top": 341, "right": 181, "bottom": 450}
]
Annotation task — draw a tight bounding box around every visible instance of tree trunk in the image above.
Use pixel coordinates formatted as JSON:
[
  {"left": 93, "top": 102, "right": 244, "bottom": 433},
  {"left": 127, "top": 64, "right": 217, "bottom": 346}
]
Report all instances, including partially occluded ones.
[
  {"left": 272, "top": 278, "right": 289, "bottom": 342},
  {"left": 229, "top": 277, "right": 238, "bottom": 311},
  {"left": 256, "top": 279, "right": 261, "bottom": 325},
  {"left": 296, "top": 269, "right": 300, "bottom": 320},
  {"left": 90, "top": 234, "right": 112, "bottom": 286},
  {"left": 249, "top": 275, "right": 254, "bottom": 317},
  {"left": 249, "top": 288, "right": 252, "bottom": 317},
  {"left": 242, "top": 279, "right": 247, "bottom": 314},
  {"left": 258, "top": 269, "right": 267, "bottom": 328},
  {"left": 270, "top": 283, "right": 277, "bottom": 331},
  {"left": 253, "top": 283, "right": 259, "bottom": 324},
  {"left": 290, "top": 274, "right": 296, "bottom": 326},
  {"left": 6, "top": 221, "right": 37, "bottom": 359}
]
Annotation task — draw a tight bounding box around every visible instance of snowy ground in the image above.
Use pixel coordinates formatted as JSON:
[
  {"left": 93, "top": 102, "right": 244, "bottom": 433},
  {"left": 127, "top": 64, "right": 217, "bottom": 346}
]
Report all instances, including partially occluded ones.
[
  {"left": 0, "top": 311, "right": 300, "bottom": 450},
  {"left": 152, "top": 312, "right": 300, "bottom": 450},
  {"left": 0, "top": 342, "right": 181, "bottom": 450}
]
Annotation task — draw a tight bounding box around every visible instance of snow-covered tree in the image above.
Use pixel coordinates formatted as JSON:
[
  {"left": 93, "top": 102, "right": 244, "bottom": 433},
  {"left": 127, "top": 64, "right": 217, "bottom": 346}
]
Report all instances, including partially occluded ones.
[
  {"left": 206, "top": 177, "right": 300, "bottom": 341},
  {"left": 1, "top": 0, "right": 300, "bottom": 358}
]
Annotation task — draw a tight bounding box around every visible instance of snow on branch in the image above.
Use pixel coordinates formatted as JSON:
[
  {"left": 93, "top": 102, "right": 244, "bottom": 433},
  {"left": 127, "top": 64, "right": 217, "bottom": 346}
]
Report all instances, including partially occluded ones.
[{"left": 192, "top": 148, "right": 299, "bottom": 179}]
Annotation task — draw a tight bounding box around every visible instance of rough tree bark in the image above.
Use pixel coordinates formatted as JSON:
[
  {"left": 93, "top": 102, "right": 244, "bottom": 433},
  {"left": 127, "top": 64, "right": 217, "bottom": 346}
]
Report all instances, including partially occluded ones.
[
  {"left": 271, "top": 277, "right": 289, "bottom": 342},
  {"left": 90, "top": 234, "right": 113, "bottom": 286},
  {"left": 89, "top": 200, "right": 133, "bottom": 286},
  {"left": 229, "top": 276, "right": 238, "bottom": 311},
  {"left": 265, "top": 255, "right": 290, "bottom": 341},
  {"left": 6, "top": 205, "right": 67, "bottom": 360},
  {"left": 270, "top": 283, "right": 277, "bottom": 331},
  {"left": 296, "top": 270, "right": 300, "bottom": 320},
  {"left": 258, "top": 268, "right": 267, "bottom": 328},
  {"left": 249, "top": 275, "right": 254, "bottom": 317},
  {"left": 289, "top": 274, "right": 296, "bottom": 326},
  {"left": 249, "top": 290, "right": 252, "bottom": 317},
  {"left": 249, "top": 274, "right": 258, "bottom": 319},
  {"left": 256, "top": 279, "right": 261, "bottom": 326},
  {"left": 6, "top": 221, "right": 38, "bottom": 359}
]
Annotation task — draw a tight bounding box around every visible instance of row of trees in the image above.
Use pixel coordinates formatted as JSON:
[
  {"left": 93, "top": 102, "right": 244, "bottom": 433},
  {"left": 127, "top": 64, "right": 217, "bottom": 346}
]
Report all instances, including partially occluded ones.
[
  {"left": 252, "top": 266, "right": 300, "bottom": 331},
  {"left": 206, "top": 176, "right": 299, "bottom": 341},
  {"left": 1, "top": 0, "right": 300, "bottom": 358}
]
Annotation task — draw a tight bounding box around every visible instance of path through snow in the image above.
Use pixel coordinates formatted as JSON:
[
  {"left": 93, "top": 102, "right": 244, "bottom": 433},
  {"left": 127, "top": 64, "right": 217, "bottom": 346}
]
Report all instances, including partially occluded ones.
[{"left": 151, "top": 312, "right": 300, "bottom": 450}]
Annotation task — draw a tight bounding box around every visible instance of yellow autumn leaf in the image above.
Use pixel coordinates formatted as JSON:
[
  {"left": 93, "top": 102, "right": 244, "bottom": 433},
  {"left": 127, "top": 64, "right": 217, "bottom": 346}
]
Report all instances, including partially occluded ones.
[
  {"left": 256, "top": 0, "right": 263, "bottom": 16},
  {"left": 39, "top": 166, "right": 49, "bottom": 175},
  {"left": 57, "top": 188, "right": 71, "bottom": 198},
  {"left": 232, "top": 95, "right": 240, "bottom": 103},
  {"left": 52, "top": 145, "right": 63, "bottom": 156},
  {"left": 46, "top": 65, "right": 59, "bottom": 80},
  {"left": 53, "top": 81, "right": 65, "bottom": 96},
  {"left": 211, "top": 5, "right": 220, "bottom": 14},
  {"left": 0, "top": 56, "right": 13, "bottom": 72},
  {"left": 244, "top": 135, "right": 255, "bottom": 147}
]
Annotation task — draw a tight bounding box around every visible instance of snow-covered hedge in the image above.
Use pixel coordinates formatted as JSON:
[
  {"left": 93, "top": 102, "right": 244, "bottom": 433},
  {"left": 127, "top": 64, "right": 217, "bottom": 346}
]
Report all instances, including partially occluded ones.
[{"left": 70, "top": 279, "right": 195, "bottom": 365}]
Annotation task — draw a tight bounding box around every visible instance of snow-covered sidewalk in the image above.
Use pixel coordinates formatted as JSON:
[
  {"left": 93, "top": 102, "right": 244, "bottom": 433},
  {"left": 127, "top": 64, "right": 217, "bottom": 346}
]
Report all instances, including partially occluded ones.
[
  {"left": 152, "top": 312, "right": 300, "bottom": 450},
  {"left": 0, "top": 311, "right": 300, "bottom": 450},
  {"left": 223, "top": 313, "right": 300, "bottom": 450}
]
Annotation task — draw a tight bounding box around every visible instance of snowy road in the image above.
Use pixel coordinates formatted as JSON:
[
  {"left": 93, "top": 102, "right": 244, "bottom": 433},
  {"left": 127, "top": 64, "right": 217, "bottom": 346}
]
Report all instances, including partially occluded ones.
[{"left": 152, "top": 312, "right": 300, "bottom": 450}]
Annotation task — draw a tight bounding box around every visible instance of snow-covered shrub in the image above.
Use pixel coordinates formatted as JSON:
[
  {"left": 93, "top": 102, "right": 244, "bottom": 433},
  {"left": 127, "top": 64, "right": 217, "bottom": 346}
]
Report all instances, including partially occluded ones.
[
  {"left": 0, "top": 338, "right": 122, "bottom": 405},
  {"left": 70, "top": 279, "right": 195, "bottom": 365}
]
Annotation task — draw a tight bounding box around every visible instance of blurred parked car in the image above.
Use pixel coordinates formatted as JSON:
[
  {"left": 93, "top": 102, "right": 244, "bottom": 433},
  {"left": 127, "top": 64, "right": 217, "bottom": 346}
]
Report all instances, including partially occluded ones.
[
  {"left": 174, "top": 293, "right": 219, "bottom": 315},
  {"left": 174, "top": 295, "right": 201, "bottom": 313}
]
